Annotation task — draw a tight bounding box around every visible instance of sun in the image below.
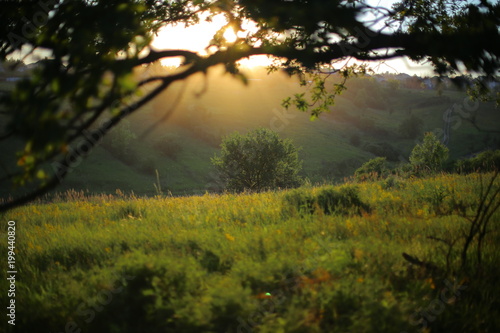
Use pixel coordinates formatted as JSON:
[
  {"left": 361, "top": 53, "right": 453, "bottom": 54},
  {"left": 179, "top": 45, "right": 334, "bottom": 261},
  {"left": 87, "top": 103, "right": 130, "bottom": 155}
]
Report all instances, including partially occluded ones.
[{"left": 151, "top": 15, "right": 272, "bottom": 68}]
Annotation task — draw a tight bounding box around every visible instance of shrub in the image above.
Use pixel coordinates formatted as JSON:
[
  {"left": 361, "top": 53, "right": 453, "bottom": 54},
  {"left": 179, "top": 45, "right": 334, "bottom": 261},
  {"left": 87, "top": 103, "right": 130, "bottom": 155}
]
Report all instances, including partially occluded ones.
[
  {"left": 282, "top": 188, "right": 316, "bottom": 215},
  {"left": 212, "top": 128, "right": 303, "bottom": 192},
  {"left": 455, "top": 150, "right": 500, "bottom": 173},
  {"left": 317, "top": 185, "right": 368, "bottom": 215},
  {"left": 409, "top": 132, "right": 449, "bottom": 174},
  {"left": 394, "top": 162, "right": 415, "bottom": 178},
  {"left": 283, "top": 185, "right": 369, "bottom": 215},
  {"left": 381, "top": 175, "right": 405, "bottom": 190},
  {"left": 354, "top": 157, "right": 389, "bottom": 181}
]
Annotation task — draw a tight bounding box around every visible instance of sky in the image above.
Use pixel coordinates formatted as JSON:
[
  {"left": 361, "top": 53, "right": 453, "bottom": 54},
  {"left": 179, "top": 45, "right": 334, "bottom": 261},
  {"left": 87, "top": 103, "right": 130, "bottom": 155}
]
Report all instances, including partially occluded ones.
[
  {"left": 151, "top": 1, "right": 434, "bottom": 76},
  {"left": 13, "top": 1, "right": 434, "bottom": 76}
]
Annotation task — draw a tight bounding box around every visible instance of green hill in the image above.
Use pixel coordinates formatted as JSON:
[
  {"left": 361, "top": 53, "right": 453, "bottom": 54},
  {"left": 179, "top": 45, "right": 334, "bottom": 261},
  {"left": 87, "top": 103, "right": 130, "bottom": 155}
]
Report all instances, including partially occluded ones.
[{"left": 1, "top": 67, "right": 499, "bottom": 197}]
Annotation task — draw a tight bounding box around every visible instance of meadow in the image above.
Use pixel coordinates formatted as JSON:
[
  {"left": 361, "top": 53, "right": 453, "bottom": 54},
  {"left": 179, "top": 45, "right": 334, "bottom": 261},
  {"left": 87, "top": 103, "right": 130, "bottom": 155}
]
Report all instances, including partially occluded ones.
[{"left": 2, "top": 172, "right": 499, "bottom": 332}]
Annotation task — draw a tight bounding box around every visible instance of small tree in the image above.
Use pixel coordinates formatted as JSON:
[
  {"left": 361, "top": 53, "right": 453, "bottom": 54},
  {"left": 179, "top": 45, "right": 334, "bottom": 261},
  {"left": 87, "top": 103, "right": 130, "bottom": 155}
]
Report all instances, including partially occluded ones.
[
  {"left": 212, "top": 128, "right": 302, "bottom": 192},
  {"left": 409, "top": 132, "right": 449, "bottom": 174},
  {"left": 354, "top": 157, "right": 388, "bottom": 181}
]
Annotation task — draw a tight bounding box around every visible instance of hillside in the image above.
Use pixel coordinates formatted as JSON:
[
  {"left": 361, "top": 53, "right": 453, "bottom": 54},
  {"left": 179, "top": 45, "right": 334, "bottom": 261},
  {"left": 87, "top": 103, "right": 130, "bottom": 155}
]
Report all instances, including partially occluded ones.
[{"left": 1, "top": 66, "right": 499, "bottom": 197}]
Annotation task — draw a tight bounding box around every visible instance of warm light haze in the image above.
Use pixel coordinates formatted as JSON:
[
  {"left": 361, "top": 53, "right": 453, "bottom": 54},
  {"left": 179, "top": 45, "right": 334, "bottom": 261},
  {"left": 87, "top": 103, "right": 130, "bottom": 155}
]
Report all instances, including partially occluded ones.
[
  {"left": 151, "top": 14, "right": 274, "bottom": 68},
  {"left": 152, "top": 15, "right": 433, "bottom": 75}
]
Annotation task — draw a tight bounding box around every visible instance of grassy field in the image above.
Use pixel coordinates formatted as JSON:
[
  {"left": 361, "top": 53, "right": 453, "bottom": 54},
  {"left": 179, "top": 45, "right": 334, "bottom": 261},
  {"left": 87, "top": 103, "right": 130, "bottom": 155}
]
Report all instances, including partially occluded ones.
[{"left": 2, "top": 172, "right": 499, "bottom": 332}]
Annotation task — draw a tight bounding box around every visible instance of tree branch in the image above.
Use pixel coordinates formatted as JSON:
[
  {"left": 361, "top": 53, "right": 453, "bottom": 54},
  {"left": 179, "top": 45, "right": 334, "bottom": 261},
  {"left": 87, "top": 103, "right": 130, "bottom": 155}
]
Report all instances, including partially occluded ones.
[{"left": 0, "top": 45, "right": 271, "bottom": 212}]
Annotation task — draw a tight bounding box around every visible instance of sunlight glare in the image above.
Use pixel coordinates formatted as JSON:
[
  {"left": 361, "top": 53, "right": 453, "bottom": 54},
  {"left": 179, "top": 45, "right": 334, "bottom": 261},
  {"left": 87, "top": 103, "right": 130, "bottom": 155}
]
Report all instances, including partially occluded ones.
[
  {"left": 151, "top": 14, "right": 273, "bottom": 68},
  {"left": 223, "top": 28, "right": 237, "bottom": 43}
]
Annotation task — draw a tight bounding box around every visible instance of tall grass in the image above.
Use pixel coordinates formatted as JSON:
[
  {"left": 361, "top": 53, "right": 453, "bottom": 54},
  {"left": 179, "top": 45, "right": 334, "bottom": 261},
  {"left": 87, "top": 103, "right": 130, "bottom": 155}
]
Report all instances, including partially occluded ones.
[{"left": 1, "top": 173, "right": 499, "bottom": 332}]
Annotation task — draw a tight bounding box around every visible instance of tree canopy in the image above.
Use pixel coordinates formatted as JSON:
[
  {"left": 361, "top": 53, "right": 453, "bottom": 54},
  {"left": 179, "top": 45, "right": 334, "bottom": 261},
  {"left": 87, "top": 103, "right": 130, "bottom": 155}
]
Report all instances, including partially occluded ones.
[
  {"left": 212, "top": 128, "right": 302, "bottom": 192},
  {"left": 409, "top": 132, "right": 450, "bottom": 173},
  {"left": 1, "top": 0, "right": 500, "bottom": 211}
]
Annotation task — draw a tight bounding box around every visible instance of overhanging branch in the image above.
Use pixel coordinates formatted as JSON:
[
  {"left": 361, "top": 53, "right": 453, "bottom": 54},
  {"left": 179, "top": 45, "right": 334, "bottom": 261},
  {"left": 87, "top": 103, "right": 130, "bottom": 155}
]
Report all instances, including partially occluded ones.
[{"left": 0, "top": 46, "right": 272, "bottom": 213}]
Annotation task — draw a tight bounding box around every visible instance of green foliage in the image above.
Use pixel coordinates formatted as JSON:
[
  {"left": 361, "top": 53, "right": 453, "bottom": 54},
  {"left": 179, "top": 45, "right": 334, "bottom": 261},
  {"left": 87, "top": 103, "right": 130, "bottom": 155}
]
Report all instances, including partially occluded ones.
[
  {"left": 409, "top": 132, "right": 449, "bottom": 174},
  {"left": 283, "top": 184, "right": 369, "bottom": 216},
  {"left": 380, "top": 175, "right": 405, "bottom": 190},
  {"left": 281, "top": 69, "right": 354, "bottom": 120},
  {"left": 316, "top": 185, "right": 370, "bottom": 215},
  {"left": 394, "top": 162, "right": 415, "bottom": 178},
  {"left": 398, "top": 114, "right": 424, "bottom": 139},
  {"left": 456, "top": 150, "right": 500, "bottom": 173},
  {"left": 281, "top": 187, "right": 317, "bottom": 215},
  {"left": 212, "top": 128, "right": 303, "bottom": 192},
  {"left": 355, "top": 157, "right": 389, "bottom": 181}
]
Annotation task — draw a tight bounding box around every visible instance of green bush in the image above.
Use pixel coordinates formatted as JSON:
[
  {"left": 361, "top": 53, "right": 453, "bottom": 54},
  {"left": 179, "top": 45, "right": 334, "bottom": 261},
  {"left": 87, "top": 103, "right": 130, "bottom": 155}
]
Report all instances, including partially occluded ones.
[
  {"left": 455, "top": 150, "right": 500, "bottom": 173},
  {"left": 282, "top": 187, "right": 316, "bottom": 215},
  {"left": 355, "top": 157, "right": 389, "bottom": 181},
  {"left": 394, "top": 162, "right": 415, "bottom": 178},
  {"left": 381, "top": 175, "right": 405, "bottom": 190},
  {"left": 317, "top": 186, "right": 365, "bottom": 215},
  {"left": 409, "top": 132, "right": 449, "bottom": 174},
  {"left": 283, "top": 185, "right": 369, "bottom": 215},
  {"left": 212, "top": 128, "right": 303, "bottom": 192}
]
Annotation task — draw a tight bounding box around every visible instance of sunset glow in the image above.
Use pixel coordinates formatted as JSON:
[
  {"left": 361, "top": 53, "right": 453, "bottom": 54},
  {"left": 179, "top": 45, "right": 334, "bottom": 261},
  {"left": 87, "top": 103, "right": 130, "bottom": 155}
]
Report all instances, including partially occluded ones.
[
  {"left": 151, "top": 15, "right": 274, "bottom": 68},
  {"left": 151, "top": 16, "right": 433, "bottom": 74}
]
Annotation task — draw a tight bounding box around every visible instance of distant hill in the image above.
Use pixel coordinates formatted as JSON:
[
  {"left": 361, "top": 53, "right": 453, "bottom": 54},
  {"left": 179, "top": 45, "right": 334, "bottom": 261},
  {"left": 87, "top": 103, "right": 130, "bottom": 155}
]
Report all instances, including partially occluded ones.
[{"left": 1, "top": 66, "right": 499, "bottom": 198}]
